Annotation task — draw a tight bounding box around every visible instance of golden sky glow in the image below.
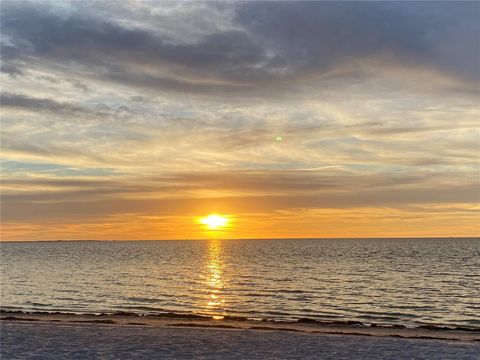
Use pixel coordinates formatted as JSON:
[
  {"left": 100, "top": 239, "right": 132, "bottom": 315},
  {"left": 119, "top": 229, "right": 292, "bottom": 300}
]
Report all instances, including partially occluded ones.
[{"left": 1, "top": 2, "right": 479, "bottom": 240}]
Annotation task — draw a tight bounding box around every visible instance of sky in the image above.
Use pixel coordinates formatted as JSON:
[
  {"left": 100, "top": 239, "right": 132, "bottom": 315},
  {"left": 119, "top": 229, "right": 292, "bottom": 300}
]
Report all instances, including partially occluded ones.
[{"left": 1, "top": 1, "right": 479, "bottom": 240}]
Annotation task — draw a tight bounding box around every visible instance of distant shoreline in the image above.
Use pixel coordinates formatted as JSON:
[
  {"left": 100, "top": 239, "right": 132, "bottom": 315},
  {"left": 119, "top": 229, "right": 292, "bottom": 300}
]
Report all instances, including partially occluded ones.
[{"left": 1, "top": 237, "right": 479, "bottom": 243}]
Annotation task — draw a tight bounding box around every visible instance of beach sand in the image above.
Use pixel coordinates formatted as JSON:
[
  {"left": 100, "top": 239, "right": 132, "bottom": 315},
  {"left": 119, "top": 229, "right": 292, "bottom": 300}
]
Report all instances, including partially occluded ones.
[{"left": 1, "top": 314, "right": 479, "bottom": 359}]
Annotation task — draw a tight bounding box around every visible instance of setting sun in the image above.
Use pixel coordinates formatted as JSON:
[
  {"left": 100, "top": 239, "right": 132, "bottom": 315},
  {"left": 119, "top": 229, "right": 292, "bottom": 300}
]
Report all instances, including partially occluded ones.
[{"left": 199, "top": 214, "right": 229, "bottom": 230}]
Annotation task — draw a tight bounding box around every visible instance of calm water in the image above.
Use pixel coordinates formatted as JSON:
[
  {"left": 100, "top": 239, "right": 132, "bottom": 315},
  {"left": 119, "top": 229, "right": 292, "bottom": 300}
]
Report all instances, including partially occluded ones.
[{"left": 1, "top": 238, "right": 479, "bottom": 328}]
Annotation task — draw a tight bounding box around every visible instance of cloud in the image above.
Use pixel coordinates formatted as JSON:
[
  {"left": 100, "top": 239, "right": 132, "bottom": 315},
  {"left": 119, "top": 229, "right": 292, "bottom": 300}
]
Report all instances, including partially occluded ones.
[
  {"left": 0, "top": 64, "right": 24, "bottom": 78},
  {"left": 2, "top": 1, "right": 477, "bottom": 95},
  {"left": 1, "top": 92, "right": 84, "bottom": 114},
  {"left": 1, "top": 3, "right": 270, "bottom": 93},
  {"left": 2, "top": 168, "right": 478, "bottom": 225},
  {"left": 236, "top": 1, "right": 480, "bottom": 81}
]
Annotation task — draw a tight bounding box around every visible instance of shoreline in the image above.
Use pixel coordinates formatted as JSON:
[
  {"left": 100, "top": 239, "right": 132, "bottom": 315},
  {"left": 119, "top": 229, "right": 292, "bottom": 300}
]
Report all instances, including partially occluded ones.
[{"left": 2, "top": 311, "right": 479, "bottom": 342}]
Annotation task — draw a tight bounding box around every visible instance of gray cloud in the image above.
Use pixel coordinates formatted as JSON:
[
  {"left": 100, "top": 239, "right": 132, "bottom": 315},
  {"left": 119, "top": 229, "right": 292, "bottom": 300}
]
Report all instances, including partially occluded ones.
[
  {"left": 1, "top": 92, "right": 147, "bottom": 128},
  {"left": 2, "top": 168, "right": 474, "bottom": 206},
  {"left": 0, "top": 64, "right": 24, "bottom": 78},
  {"left": 2, "top": 1, "right": 478, "bottom": 95},
  {"left": 0, "top": 3, "right": 272, "bottom": 92},
  {"left": 1, "top": 92, "right": 84, "bottom": 114},
  {"left": 236, "top": 1, "right": 480, "bottom": 81}
]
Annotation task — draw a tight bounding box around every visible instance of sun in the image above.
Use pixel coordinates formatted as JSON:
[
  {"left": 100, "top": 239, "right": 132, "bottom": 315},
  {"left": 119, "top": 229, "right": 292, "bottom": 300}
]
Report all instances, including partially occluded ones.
[{"left": 199, "top": 214, "right": 229, "bottom": 230}]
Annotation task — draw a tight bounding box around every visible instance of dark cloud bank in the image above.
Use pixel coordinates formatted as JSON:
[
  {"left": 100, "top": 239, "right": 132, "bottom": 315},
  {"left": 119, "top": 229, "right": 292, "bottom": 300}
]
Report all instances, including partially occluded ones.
[{"left": 2, "top": 1, "right": 478, "bottom": 93}]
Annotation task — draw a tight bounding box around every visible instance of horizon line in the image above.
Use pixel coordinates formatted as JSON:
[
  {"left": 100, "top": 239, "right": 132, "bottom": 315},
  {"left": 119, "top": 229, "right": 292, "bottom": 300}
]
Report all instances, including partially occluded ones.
[{"left": 1, "top": 236, "right": 479, "bottom": 243}]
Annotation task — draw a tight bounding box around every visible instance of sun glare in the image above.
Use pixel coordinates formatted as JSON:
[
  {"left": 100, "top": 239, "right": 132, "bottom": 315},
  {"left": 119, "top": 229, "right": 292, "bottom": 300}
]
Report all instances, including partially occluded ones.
[{"left": 199, "top": 214, "right": 229, "bottom": 230}]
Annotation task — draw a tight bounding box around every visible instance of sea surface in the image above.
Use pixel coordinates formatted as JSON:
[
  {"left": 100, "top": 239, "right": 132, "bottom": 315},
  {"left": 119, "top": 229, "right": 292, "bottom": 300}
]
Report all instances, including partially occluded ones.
[{"left": 1, "top": 238, "right": 479, "bottom": 329}]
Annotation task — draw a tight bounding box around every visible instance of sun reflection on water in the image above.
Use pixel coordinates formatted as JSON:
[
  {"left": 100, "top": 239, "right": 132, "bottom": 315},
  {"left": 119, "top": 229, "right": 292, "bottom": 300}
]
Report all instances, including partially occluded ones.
[{"left": 203, "top": 240, "right": 226, "bottom": 319}]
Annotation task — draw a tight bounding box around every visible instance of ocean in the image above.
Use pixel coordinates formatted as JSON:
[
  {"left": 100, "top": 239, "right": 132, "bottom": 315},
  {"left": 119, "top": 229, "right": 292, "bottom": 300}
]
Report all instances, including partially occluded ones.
[{"left": 1, "top": 238, "right": 479, "bottom": 329}]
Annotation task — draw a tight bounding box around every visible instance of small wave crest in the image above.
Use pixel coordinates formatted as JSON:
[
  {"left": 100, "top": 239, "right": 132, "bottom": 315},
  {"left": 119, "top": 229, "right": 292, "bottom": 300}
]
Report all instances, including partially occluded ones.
[{"left": 2, "top": 308, "right": 479, "bottom": 333}]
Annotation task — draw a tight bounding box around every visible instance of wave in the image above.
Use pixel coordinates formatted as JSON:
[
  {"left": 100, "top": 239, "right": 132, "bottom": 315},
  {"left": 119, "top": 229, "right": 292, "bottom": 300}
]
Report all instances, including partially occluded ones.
[{"left": 1, "top": 309, "right": 479, "bottom": 333}]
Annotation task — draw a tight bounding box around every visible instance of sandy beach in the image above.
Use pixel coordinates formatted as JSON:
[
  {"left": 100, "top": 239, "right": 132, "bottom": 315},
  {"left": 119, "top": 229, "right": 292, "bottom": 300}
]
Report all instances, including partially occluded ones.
[{"left": 2, "top": 314, "right": 479, "bottom": 359}]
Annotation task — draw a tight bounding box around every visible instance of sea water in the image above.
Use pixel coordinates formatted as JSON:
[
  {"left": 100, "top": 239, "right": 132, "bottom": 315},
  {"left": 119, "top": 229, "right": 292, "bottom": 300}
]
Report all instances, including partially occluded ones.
[{"left": 1, "top": 238, "right": 479, "bottom": 329}]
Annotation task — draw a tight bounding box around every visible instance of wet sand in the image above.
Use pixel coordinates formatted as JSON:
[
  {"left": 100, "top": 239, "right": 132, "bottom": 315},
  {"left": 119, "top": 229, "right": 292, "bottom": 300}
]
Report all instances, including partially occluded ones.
[{"left": 1, "top": 313, "right": 479, "bottom": 359}]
